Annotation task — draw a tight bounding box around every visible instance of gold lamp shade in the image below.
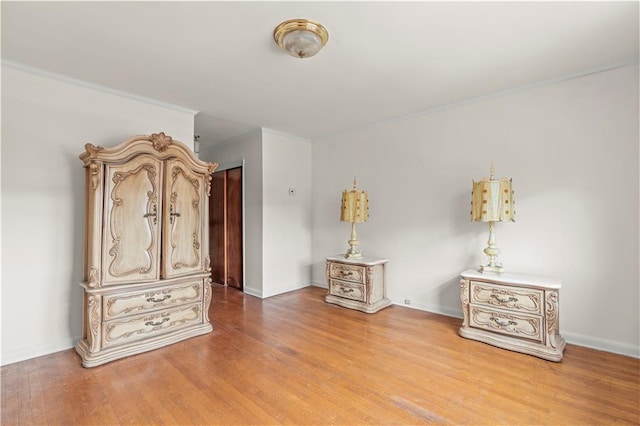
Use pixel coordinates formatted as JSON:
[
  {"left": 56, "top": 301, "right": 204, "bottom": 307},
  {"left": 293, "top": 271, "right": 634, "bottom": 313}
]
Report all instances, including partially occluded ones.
[
  {"left": 471, "top": 165, "right": 515, "bottom": 273},
  {"left": 341, "top": 188, "right": 369, "bottom": 223},
  {"left": 341, "top": 179, "right": 368, "bottom": 259},
  {"left": 471, "top": 178, "right": 515, "bottom": 223}
]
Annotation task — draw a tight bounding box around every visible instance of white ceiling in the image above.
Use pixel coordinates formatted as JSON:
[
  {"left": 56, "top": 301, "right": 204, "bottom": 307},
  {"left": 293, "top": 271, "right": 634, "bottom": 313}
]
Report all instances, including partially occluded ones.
[{"left": 2, "top": 1, "right": 638, "bottom": 146}]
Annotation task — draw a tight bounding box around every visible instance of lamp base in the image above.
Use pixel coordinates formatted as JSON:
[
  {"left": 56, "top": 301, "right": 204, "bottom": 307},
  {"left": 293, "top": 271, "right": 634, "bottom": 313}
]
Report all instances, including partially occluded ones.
[
  {"left": 345, "top": 222, "right": 362, "bottom": 259},
  {"left": 345, "top": 244, "right": 362, "bottom": 259},
  {"left": 480, "top": 221, "right": 504, "bottom": 273},
  {"left": 479, "top": 264, "right": 505, "bottom": 274},
  {"left": 345, "top": 251, "right": 362, "bottom": 259}
]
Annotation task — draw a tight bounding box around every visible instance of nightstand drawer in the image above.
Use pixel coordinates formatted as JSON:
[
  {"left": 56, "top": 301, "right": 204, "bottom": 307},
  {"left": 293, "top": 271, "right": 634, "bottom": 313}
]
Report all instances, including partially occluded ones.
[
  {"left": 469, "top": 306, "right": 543, "bottom": 343},
  {"left": 460, "top": 269, "right": 565, "bottom": 361},
  {"left": 329, "top": 279, "right": 366, "bottom": 302},
  {"left": 470, "top": 281, "right": 543, "bottom": 315},
  {"left": 329, "top": 263, "right": 366, "bottom": 284},
  {"left": 325, "top": 256, "right": 390, "bottom": 313}
]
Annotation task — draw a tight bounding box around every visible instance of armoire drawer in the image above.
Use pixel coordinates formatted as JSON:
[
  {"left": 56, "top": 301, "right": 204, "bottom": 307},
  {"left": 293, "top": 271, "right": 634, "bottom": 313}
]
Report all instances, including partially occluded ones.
[
  {"left": 470, "top": 281, "right": 543, "bottom": 315},
  {"left": 469, "top": 306, "right": 543, "bottom": 343},
  {"left": 329, "top": 263, "right": 365, "bottom": 284},
  {"left": 329, "top": 279, "right": 366, "bottom": 302},
  {"left": 103, "top": 281, "right": 203, "bottom": 320},
  {"left": 102, "top": 303, "right": 203, "bottom": 348}
]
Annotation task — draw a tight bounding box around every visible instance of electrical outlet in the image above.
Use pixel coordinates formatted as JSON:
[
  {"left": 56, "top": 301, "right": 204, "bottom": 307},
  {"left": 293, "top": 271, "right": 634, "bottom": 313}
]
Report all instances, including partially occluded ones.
[
  {"left": 289, "top": 188, "right": 296, "bottom": 196},
  {"left": 404, "top": 299, "right": 411, "bottom": 305}
]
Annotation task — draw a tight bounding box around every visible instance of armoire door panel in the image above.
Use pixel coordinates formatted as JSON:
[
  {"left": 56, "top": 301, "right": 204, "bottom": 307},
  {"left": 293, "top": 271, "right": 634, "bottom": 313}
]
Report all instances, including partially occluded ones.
[
  {"left": 102, "top": 155, "right": 163, "bottom": 284},
  {"left": 163, "top": 158, "right": 205, "bottom": 278}
]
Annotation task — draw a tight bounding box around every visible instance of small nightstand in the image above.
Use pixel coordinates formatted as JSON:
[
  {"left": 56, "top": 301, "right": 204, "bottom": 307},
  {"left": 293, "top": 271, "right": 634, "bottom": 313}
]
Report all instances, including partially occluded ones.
[
  {"left": 325, "top": 256, "right": 391, "bottom": 313},
  {"left": 459, "top": 269, "right": 566, "bottom": 361}
]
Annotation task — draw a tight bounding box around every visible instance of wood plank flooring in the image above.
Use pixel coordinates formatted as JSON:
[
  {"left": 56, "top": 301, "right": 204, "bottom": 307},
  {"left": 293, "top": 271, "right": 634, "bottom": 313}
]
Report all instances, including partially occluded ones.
[{"left": 2, "top": 285, "right": 639, "bottom": 425}]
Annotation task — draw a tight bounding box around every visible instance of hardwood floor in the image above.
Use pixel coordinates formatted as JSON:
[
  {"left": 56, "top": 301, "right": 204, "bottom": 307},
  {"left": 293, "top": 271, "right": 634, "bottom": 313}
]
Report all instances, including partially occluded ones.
[{"left": 2, "top": 285, "right": 639, "bottom": 425}]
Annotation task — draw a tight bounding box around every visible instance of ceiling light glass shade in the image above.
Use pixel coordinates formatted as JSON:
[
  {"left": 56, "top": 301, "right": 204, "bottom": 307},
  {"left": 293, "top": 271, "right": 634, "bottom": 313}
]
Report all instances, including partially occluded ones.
[{"left": 274, "top": 19, "right": 329, "bottom": 59}]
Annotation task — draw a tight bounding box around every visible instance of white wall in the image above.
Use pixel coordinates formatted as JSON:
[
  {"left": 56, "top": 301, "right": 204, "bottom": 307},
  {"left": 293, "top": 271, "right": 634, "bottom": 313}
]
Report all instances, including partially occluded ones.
[
  {"left": 1, "top": 63, "right": 196, "bottom": 365},
  {"left": 199, "top": 129, "right": 264, "bottom": 297},
  {"left": 200, "top": 128, "right": 312, "bottom": 298},
  {"left": 311, "top": 64, "right": 639, "bottom": 357},
  {"left": 261, "top": 129, "right": 312, "bottom": 297},
  {"left": 2, "top": 60, "right": 636, "bottom": 363}
]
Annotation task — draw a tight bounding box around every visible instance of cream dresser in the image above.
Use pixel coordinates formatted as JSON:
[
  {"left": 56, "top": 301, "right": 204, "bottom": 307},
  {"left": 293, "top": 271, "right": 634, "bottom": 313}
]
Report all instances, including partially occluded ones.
[
  {"left": 459, "top": 269, "right": 566, "bottom": 361},
  {"left": 325, "top": 256, "right": 391, "bottom": 313},
  {"left": 75, "top": 133, "right": 217, "bottom": 367}
]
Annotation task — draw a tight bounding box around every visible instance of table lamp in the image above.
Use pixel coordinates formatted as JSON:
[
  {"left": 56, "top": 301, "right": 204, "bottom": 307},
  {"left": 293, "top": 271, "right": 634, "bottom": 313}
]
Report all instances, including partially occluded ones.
[
  {"left": 341, "top": 178, "right": 369, "bottom": 259},
  {"left": 471, "top": 165, "right": 515, "bottom": 273}
]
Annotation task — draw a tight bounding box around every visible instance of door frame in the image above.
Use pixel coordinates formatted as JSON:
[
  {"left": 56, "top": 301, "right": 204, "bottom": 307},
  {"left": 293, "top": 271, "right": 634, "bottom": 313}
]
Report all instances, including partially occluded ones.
[{"left": 213, "top": 159, "right": 245, "bottom": 291}]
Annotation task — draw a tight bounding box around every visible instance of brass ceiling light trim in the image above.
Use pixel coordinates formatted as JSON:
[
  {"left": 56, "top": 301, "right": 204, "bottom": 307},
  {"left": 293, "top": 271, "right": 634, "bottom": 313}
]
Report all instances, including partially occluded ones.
[{"left": 273, "top": 18, "right": 329, "bottom": 59}]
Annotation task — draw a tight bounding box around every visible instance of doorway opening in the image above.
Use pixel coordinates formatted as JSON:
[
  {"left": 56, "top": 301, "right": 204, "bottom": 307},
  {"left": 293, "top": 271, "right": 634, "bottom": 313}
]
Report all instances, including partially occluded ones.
[{"left": 209, "top": 164, "right": 243, "bottom": 291}]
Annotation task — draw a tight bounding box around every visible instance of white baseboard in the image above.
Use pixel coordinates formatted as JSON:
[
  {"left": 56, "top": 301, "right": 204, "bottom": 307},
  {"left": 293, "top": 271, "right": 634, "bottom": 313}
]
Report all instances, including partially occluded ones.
[
  {"left": 245, "top": 283, "right": 316, "bottom": 299},
  {"left": 388, "top": 298, "right": 639, "bottom": 359},
  {"left": 561, "top": 331, "right": 639, "bottom": 358},
  {"left": 242, "top": 286, "right": 262, "bottom": 299},
  {"left": 390, "top": 297, "right": 463, "bottom": 320},
  {"left": 1, "top": 337, "right": 78, "bottom": 366},
  {"left": 4, "top": 290, "right": 637, "bottom": 365},
  {"left": 262, "top": 283, "right": 312, "bottom": 299}
]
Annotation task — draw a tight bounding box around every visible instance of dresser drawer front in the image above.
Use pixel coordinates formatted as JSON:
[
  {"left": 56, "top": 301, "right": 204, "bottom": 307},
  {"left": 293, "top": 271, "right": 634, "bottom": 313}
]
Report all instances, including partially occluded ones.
[
  {"left": 329, "top": 263, "right": 366, "bottom": 284},
  {"left": 103, "top": 281, "right": 203, "bottom": 320},
  {"left": 469, "top": 306, "right": 543, "bottom": 342},
  {"left": 102, "top": 303, "right": 203, "bottom": 348},
  {"left": 329, "top": 279, "right": 366, "bottom": 302},
  {"left": 470, "top": 281, "right": 543, "bottom": 315}
]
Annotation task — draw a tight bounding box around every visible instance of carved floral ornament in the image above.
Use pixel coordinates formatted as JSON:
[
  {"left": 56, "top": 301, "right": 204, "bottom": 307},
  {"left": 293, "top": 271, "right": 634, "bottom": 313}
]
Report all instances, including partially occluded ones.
[
  {"left": 150, "top": 132, "right": 173, "bottom": 152},
  {"left": 82, "top": 133, "right": 174, "bottom": 160},
  {"left": 203, "top": 280, "right": 212, "bottom": 323},
  {"left": 88, "top": 266, "right": 100, "bottom": 288},
  {"left": 84, "top": 143, "right": 104, "bottom": 158},
  {"left": 89, "top": 162, "right": 101, "bottom": 191},
  {"left": 205, "top": 174, "right": 213, "bottom": 196},
  {"left": 88, "top": 295, "right": 101, "bottom": 352}
]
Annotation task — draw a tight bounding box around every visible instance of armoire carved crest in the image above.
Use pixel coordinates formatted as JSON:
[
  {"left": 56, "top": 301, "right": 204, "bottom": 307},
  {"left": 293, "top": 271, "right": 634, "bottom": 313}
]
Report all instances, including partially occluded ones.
[{"left": 75, "top": 133, "right": 218, "bottom": 367}]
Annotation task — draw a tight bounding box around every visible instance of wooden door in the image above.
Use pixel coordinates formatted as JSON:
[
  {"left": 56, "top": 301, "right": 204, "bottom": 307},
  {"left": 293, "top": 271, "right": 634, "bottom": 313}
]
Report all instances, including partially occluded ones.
[
  {"left": 209, "top": 172, "right": 226, "bottom": 285},
  {"left": 162, "top": 158, "right": 206, "bottom": 278},
  {"left": 102, "top": 154, "right": 163, "bottom": 285},
  {"left": 225, "top": 167, "right": 243, "bottom": 289},
  {"left": 209, "top": 167, "right": 243, "bottom": 290}
]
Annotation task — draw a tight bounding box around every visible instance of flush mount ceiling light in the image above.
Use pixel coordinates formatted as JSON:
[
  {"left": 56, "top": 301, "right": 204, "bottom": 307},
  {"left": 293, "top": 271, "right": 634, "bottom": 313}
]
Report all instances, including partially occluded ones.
[{"left": 273, "top": 18, "right": 329, "bottom": 59}]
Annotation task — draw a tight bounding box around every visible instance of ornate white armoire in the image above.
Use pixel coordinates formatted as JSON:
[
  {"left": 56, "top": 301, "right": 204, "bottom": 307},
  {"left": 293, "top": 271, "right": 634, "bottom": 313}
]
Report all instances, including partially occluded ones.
[{"left": 75, "top": 132, "right": 218, "bottom": 367}]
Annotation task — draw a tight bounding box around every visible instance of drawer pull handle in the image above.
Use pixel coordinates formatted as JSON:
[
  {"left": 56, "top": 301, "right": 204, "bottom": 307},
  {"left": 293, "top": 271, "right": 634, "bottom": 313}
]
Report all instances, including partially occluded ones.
[
  {"left": 339, "top": 287, "right": 354, "bottom": 293},
  {"left": 146, "top": 294, "right": 171, "bottom": 303},
  {"left": 491, "top": 294, "right": 518, "bottom": 304},
  {"left": 169, "top": 205, "right": 181, "bottom": 224},
  {"left": 490, "top": 317, "right": 517, "bottom": 327},
  {"left": 145, "top": 318, "right": 170, "bottom": 327},
  {"left": 339, "top": 271, "right": 354, "bottom": 277},
  {"left": 143, "top": 205, "right": 158, "bottom": 225}
]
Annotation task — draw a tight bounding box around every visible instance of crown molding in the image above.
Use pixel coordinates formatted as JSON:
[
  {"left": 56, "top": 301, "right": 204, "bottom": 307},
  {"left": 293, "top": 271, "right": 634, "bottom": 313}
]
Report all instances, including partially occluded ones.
[
  {"left": 318, "top": 59, "right": 640, "bottom": 143},
  {"left": 1, "top": 59, "right": 198, "bottom": 116}
]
